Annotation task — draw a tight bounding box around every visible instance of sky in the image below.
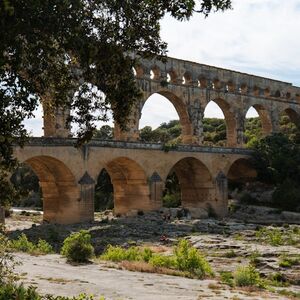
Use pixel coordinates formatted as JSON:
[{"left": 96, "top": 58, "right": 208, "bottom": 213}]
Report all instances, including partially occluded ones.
[{"left": 24, "top": 0, "right": 300, "bottom": 135}]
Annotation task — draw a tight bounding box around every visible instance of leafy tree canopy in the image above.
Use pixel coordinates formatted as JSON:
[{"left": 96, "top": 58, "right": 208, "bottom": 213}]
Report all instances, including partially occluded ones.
[{"left": 0, "top": 0, "right": 232, "bottom": 206}]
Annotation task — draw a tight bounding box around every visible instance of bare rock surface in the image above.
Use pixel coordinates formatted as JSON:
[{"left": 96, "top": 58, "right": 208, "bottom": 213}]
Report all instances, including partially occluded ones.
[{"left": 16, "top": 253, "right": 284, "bottom": 300}]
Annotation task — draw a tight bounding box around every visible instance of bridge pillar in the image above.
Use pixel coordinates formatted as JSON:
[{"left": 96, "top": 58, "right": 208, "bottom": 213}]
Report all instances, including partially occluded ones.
[
  {"left": 43, "top": 103, "right": 71, "bottom": 138},
  {"left": 188, "top": 101, "right": 203, "bottom": 144},
  {"left": 114, "top": 101, "right": 141, "bottom": 141},
  {"left": 213, "top": 171, "right": 228, "bottom": 217}
]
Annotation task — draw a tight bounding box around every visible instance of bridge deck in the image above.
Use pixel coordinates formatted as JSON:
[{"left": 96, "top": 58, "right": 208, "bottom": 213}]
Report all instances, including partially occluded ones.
[{"left": 24, "top": 137, "right": 253, "bottom": 155}]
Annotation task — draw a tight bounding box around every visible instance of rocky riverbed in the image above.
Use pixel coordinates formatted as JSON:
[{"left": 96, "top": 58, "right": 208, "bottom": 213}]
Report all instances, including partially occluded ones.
[{"left": 4, "top": 205, "right": 300, "bottom": 299}]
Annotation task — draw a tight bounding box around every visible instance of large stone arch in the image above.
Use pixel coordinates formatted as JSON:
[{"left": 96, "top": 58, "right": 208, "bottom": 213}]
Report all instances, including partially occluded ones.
[
  {"left": 244, "top": 103, "right": 273, "bottom": 136},
  {"left": 227, "top": 158, "right": 257, "bottom": 183},
  {"left": 114, "top": 90, "right": 194, "bottom": 144},
  {"left": 280, "top": 107, "right": 300, "bottom": 129},
  {"left": 166, "top": 157, "right": 215, "bottom": 211},
  {"left": 104, "top": 157, "right": 151, "bottom": 215},
  {"left": 23, "top": 156, "right": 81, "bottom": 224},
  {"left": 204, "top": 98, "right": 237, "bottom": 147}
]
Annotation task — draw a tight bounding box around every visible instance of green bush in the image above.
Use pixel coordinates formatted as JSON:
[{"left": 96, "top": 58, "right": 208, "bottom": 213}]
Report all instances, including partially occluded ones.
[
  {"left": 162, "top": 193, "right": 181, "bottom": 208},
  {"left": 149, "top": 254, "right": 176, "bottom": 269},
  {"left": 9, "top": 234, "right": 53, "bottom": 255},
  {"left": 100, "top": 245, "right": 140, "bottom": 262},
  {"left": 141, "top": 247, "right": 153, "bottom": 263},
  {"left": 9, "top": 233, "right": 35, "bottom": 253},
  {"left": 234, "top": 264, "right": 260, "bottom": 287},
  {"left": 174, "top": 239, "right": 213, "bottom": 278},
  {"left": 36, "top": 239, "right": 53, "bottom": 254},
  {"left": 220, "top": 271, "right": 234, "bottom": 287},
  {"left": 0, "top": 284, "right": 40, "bottom": 300},
  {"left": 61, "top": 230, "right": 94, "bottom": 263}
]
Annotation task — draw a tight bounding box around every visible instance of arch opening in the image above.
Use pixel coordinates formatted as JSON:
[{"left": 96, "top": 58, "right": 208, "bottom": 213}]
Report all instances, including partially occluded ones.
[
  {"left": 165, "top": 157, "right": 215, "bottom": 215},
  {"left": 94, "top": 169, "right": 114, "bottom": 213},
  {"left": 203, "top": 99, "right": 236, "bottom": 147},
  {"left": 279, "top": 108, "right": 300, "bottom": 143},
  {"left": 227, "top": 158, "right": 260, "bottom": 206},
  {"left": 10, "top": 164, "right": 43, "bottom": 209},
  {"left": 19, "top": 156, "right": 80, "bottom": 224},
  {"left": 138, "top": 92, "right": 193, "bottom": 144},
  {"left": 244, "top": 105, "right": 272, "bottom": 146},
  {"left": 104, "top": 157, "right": 151, "bottom": 215}
]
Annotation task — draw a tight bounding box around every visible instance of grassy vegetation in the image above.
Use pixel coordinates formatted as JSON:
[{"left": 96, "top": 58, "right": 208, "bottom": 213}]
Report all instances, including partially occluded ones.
[
  {"left": 279, "top": 254, "right": 300, "bottom": 268},
  {"left": 255, "top": 227, "right": 300, "bottom": 246},
  {"left": 9, "top": 233, "right": 53, "bottom": 255},
  {"left": 100, "top": 239, "right": 213, "bottom": 279}
]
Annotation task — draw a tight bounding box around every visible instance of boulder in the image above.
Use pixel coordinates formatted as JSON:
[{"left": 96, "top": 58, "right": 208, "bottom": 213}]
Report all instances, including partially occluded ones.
[
  {"left": 186, "top": 207, "right": 209, "bottom": 219},
  {"left": 282, "top": 211, "right": 300, "bottom": 223}
]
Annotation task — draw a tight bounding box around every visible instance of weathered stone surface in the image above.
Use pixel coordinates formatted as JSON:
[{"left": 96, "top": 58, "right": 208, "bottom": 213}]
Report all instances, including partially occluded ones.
[
  {"left": 282, "top": 211, "right": 300, "bottom": 222},
  {"left": 186, "top": 207, "right": 209, "bottom": 219}
]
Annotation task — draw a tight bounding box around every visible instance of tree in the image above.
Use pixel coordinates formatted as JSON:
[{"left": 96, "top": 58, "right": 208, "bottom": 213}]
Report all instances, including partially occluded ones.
[
  {"left": 251, "top": 133, "right": 300, "bottom": 211},
  {"left": 0, "top": 0, "right": 232, "bottom": 206}
]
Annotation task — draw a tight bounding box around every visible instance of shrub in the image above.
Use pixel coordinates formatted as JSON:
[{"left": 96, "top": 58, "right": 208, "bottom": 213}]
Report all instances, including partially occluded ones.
[
  {"left": 220, "top": 271, "right": 234, "bottom": 287},
  {"left": 234, "top": 264, "right": 260, "bottom": 287},
  {"left": 149, "top": 254, "right": 176, "bottom": 269},
  {"left": 0, "top": 284, "right": 40, "bottom": 300},
  {"left": 224, "top": 250, "right": 237, "bottom": 258},
  {"left": 9, "top": 233, "right": 35, "bottom": 252},
  {"left": 174, "top": 239, "right": 213, "bottom": 278},
  {"left": 162, "top": 193, "right": 181, "bottom": 208},
  {"left": 141, "top": 248, "right": 153, "bottom": 263},
  {"left": 61, "top": 230, "right": 94, "bottom": 263},
  {"left": 36, "top": 239, "right": 53, "bottom": 254},
  {"left": 100, "top": 245, "right": 140, "bottom": 262},
  {"left": 9, "top": 234, "right": 53, "bottom": 255}
]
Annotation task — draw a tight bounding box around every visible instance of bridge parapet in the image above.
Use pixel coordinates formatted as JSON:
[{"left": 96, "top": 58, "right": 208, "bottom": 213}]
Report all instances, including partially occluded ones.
[
  {"left": 24, "top": 137, "right": 254, "bottom": 155},
  {"left": 134, "top": 55, "right": 300, "bottom": 104}
]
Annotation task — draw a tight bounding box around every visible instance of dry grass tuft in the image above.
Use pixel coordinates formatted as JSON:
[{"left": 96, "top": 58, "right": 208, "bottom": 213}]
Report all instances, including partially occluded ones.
[{"left": 119, "top": 261, "right": 185, "bottom": 277}]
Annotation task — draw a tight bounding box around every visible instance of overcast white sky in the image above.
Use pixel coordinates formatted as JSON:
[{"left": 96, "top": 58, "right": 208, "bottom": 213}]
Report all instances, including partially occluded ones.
[{"left": 24, "top": 0, "right": 300, "bottom": 135}]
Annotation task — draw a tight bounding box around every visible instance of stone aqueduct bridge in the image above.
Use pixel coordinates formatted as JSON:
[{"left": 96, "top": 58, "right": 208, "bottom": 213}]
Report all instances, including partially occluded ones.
[{"left": 14, "top": 55, "right": 300, "bottom": 224}]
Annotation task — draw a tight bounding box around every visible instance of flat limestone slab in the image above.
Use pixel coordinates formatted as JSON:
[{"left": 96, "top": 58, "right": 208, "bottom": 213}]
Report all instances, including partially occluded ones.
[{"left": 15, "top": 253, "right": 283, "bottom": 300}]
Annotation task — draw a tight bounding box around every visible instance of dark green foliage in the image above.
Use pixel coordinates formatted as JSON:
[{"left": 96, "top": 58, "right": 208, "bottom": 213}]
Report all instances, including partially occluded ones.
[
  {"left": 163, "top": 172, "right": 181, "bottom": 208},
  {"left": 272, "top": 179, "right": 300, "bottom": 212},
  {"left": 251, "top": 133, "right": 300, "bottom": 184},
  {"left": 94, "top": 125, "right": 113, "bottom": 140},
  {"left": 140, "top": 120, "right": 182, "bottom": 143},
  {"left": 61, "top": 230, "right": 94, "bottom": 263},
  {"left": 0, "top": 284, "right": 40, "bottom": 300},
  {"left": 95, "top": 169, "right": 114, "bottom": 211},
  {"left": 0, "top": 0, "right": 232, "bottom": 205},
  {"left": 251, "top": 133, "right": 300, "bottom": 211},
  {"left": 10, "top": 165, "right": 42, "bottom": 208}
]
